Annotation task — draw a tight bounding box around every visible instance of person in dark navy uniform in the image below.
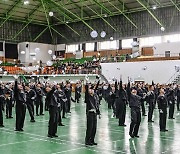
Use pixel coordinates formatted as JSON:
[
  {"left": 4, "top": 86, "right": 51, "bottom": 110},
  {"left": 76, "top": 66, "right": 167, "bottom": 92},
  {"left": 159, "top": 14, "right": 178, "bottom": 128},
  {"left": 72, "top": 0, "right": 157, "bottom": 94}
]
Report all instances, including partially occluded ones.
[
  {"left": 127, "top": 78, "right": 143, "bottom": 138},
  {"left": 14, "top": 76, "right": 26, "bottom": 131},
  {"left": 75, "top": 82, "right": 81, "bottom": 103},
  {"left": 35, "top": 84, "right": 44, "bottom": 116},
  {"left": 85, "top": 78, "right": 100, "bottom": 146},
  {"left": 157, "top": 87, "right": 168, "bottom": 132},
  {"left": 25, "top": 84, "right": 36, "bottom": 122},
  {"left": 115, "top": 76, "right": 128, "bottom": 126},
  {"left": 146, "top": 85, "right": 155, "bottom": 122},
  {"left": 166, "top": 84, "right": 176, "bottom": 119},
  {"left": 46, "top": 85, "right": 59, "bottom": 138}
]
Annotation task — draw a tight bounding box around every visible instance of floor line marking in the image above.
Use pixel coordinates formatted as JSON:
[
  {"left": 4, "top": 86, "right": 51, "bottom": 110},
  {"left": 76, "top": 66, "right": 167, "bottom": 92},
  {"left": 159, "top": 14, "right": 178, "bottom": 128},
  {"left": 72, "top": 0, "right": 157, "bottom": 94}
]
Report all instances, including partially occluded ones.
[
  {"left": 0, "top": 139, "right": 39, "bottom": 147},
  {"left": 51, "top": 147, "right": 85, "bottom": 154},
  {"left": 0, "top": 128, "right": 126, "bottom": 153}
]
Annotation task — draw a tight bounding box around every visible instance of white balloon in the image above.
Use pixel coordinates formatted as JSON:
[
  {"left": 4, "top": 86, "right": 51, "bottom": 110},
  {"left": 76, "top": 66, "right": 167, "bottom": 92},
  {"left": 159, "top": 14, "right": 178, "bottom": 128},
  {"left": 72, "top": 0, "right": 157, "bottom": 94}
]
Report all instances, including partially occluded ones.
[
  {"left": 49, "top": 12, "right": 54, "bottom": 17},
  {"left": 48, "top": 50, "right": 53, "bottom": 55},
  {"left": 52, "top": 55, "right": 56, "bottom": 60},
  {"left": 90, "top": 30, "right": 98, "bottom": 38},
  {"left": 21, "top": 51, "right": 25, "bottom": 54},
  {"left": 46, "top": 60, "right": 53, "bottom": 66},
  {"left": 35, "top": 48, "right": 40, "bottom": 53},
  {"left": 100, "top": 31, "right": 106, "bottom": 38}
]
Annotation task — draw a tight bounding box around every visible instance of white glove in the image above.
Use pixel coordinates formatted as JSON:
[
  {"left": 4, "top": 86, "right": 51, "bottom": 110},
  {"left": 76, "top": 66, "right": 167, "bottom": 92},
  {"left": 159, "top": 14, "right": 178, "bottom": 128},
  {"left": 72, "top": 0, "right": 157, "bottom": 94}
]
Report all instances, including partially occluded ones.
[
  {"left": 160, "top": 109, "right": 163, "bottom": 113},
  {"left": 85, "top": 75, "right": 89, "bottom": 82}
]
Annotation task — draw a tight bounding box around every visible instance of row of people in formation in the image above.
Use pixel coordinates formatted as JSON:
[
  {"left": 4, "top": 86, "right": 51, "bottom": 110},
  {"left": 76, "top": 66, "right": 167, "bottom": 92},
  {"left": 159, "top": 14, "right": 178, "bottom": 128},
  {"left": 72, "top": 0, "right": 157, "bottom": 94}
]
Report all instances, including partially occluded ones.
[
  {"left": 84, "top": 76, "right": 180, "bottom": 145},
  {"left": 0, "top": 76, "right": 179, "bottom": 146}
]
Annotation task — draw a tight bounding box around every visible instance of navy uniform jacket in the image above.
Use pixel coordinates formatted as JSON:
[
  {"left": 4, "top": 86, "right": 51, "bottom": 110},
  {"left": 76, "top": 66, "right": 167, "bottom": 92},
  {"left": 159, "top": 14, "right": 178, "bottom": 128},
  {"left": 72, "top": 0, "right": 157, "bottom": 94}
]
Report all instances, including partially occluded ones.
[{"left": 157, "top": 95, "right": 168, "bottom": 113}]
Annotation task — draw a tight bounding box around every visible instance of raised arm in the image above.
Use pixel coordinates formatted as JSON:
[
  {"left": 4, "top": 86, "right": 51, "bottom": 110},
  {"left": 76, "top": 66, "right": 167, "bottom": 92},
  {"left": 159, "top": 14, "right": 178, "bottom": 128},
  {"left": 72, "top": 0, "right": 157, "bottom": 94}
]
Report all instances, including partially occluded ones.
[{"left": 94, "top": 80, "right": 100, "bottom": 91}]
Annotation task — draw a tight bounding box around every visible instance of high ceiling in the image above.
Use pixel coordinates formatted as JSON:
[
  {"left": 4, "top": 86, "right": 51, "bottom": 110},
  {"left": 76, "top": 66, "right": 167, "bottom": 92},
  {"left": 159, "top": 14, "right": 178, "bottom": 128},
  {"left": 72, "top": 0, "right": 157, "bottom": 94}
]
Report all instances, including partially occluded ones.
[{"left": 0, "top": 0, "right": 180, "bottom": 27}]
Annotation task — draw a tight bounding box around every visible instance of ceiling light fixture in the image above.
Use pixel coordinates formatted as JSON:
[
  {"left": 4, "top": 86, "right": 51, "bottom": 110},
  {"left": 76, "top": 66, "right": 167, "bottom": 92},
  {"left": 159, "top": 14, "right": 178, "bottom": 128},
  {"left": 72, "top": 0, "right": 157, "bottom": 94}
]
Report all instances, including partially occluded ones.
[
  {"left": 24, "top": 0, "right": 29, "bottom": 5},
  {"left": 152, "top": 5, "right": 157, "bottom": 10}
]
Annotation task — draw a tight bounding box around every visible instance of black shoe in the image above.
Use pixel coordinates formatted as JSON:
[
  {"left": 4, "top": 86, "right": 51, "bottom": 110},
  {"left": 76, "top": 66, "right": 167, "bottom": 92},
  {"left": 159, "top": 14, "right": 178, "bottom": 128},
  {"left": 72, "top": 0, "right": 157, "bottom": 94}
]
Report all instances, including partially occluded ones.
[
  {"left": 92, "top": 142, "right": 98, "bottom": 145},
  {"left": 36, "top": 114, "right": 39, "bottom": 116},
  {"left": 143, "top": 114, "right": 147, "bottom": 116},
  {"left": 53, "top": 134, "right": 58, "bottom": 137},
  {"left": 19, "top": 128, "right": 24, "bottom": 131},
  {"left": 40, "top": 113, "right": 44, "bottom": 116},
  {"left": 129, "top": 133, "right": 134, "bottom": 138},
  {"left": 119, "top": 124, "right": 126, "bottom": 127},
  {"left": 30, "top": 119, "right": 35, "bottom": 122},
  {"left": 85, "top": 142, "right": 93, "bottom": 146},
  {"left": 62, "top": 117, "right": 66, "bottom": 119},
  {"left": 58, "top": 124, "right": 65, "bottom": 126},
  {"left": 48, "top": 134, "right": 53, "bottom": 138},
  {"left": 135, "top": 135, "right": 139, "bottom": 138},
  {"left": 165, "top": 129, "right": 168, "bottom": 131},
  {"left": 0, "top": 125, "right": 5, "bottom": 127},
  {"left": 9, "top": 116, "right": 13, "bottom": 118},
  {"left": 148, "top": 120, "right": 154, "bottom": 122},
  {"left": 6, "top": 116, "right": 9, "bottom": 119},
  {"left": 14, "top": 129, "right": 20, "bottom": 131},
  {"left": 168, "top": 117, "right": 175, "bottom": 119}
]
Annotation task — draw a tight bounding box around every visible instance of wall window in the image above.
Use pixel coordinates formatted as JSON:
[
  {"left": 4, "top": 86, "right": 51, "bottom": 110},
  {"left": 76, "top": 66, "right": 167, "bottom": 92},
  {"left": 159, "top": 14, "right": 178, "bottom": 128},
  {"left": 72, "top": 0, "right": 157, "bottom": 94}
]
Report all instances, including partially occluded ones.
[
  {"left": 99, "top": 40, "right": 118, "bottom": 50},
  {"left": 66, "top": 44, "right": 79, "bottom": 53},
  {"left": 122, "top": 39, "right": 133, "bottom": 49},
  {"left": 140, "top": 36, "right": 161, "bottom": 47},
  {"left": 163, "top": 34, "right": 180, "bottom": 43},
  {"left": 86, "top": 42, "right": 95, "bottom": 51}
]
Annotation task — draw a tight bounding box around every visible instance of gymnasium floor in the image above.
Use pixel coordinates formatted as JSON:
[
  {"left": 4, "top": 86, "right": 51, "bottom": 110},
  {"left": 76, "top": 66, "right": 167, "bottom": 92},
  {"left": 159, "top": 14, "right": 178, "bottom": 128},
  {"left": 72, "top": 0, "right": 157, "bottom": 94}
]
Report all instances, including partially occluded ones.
[{"left": 0, "top": 97, "right": 180, "bottom": 154}]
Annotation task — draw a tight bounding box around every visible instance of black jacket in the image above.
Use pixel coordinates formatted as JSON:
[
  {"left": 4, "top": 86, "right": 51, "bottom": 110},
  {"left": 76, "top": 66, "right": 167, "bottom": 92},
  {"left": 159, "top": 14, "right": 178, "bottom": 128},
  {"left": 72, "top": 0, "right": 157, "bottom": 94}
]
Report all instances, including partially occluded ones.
[
  {"left": 85, "top": 81, "right": 100, "bottom": 114},
  {"left": 26, "top": 89, "right": 36, "bottom": 104},
  {"left": 14, "top": 80, "right": 26, "bottom": 106},
  {"left": 157, "top": 95, "right": 168, "bottom": 113},
  {"left": 127, "top": 82, "right": 142, "bottom": 109}
]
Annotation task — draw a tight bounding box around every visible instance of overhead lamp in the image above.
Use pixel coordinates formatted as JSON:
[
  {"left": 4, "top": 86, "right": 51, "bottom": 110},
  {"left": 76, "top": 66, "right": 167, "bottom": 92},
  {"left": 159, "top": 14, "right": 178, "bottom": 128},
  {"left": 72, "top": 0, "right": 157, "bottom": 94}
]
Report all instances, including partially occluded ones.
[
  {"left": 24, "top": 0, "right": 29, "bottom": 5},
  {"left": 160, "top": 26, "right": 165, "bottom": 31},
  {"left": 110, "top": 37, "right": 114, "bottom": 41},
  {"left": 152, "top": 5, "right": 157, "bottom": 10}
]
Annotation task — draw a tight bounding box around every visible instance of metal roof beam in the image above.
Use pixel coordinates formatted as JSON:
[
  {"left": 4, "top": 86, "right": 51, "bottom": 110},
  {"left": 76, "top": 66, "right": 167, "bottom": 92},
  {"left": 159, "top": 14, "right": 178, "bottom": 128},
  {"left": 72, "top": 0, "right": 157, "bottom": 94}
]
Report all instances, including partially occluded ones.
[
  {"left": 170, "top": 0, "right": 180, "bottom": 12},
  {"left": 0, "top": 0, "right": 21, "bottom": 28},
  {"left": 25, "top": 3, "right": 42, "bottom": 20},
  {"left": 33, "top": 26, "right": 48, "bottom": 42},
  {"left": 136, "top": 0, "right": 164, "bottom": 27},
  {"left": 48, "top": 0, "right": 94, "bottom": 30},
  {"left": 54, "top": 16, "right": 80, "bottom": 36},
  {"left": 86, "top": 5, "right": 117, "bottom": 31},
  {"left": 11, "top": 18, "right": 34, "bottom": 40},
  {"left": 69, "top": 0, "right": 91, "bottom": 18},
  {"left": 108, "top": 0, "right": 138, "bottom": 28},
  {"left": 41, "top": 0, "right": 53, "bottom": 39}
]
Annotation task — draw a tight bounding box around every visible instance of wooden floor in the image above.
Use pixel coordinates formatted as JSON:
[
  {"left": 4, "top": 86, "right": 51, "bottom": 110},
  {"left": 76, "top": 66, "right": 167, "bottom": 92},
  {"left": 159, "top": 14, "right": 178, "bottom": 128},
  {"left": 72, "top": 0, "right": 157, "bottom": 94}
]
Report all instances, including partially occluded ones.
[{"left": 0, "top": 96, "right": 180, "bottom": 154}]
